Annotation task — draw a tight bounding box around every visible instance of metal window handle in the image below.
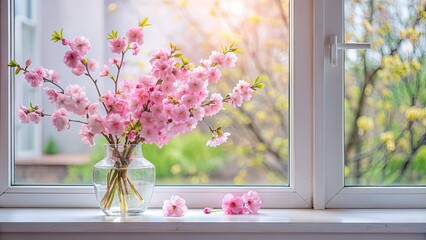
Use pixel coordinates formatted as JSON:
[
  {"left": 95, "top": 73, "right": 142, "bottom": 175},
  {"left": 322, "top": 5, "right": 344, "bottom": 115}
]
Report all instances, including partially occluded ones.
[{"left": 329, "top": 35, "right": 370, "bottom": 67}]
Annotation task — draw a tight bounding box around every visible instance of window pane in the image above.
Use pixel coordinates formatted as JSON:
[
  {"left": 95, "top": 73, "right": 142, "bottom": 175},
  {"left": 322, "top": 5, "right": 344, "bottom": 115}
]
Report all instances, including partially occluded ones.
[
  {"left": 344, "top": 0, "right": 426, "bottom": 186},
  {"left": 14, "top": 0, "right": 290, "bottom": 186}
]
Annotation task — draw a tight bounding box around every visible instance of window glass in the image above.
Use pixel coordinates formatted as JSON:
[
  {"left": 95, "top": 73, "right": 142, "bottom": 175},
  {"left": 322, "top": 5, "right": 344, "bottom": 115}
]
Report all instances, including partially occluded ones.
[
  {"left": 344, "top": 0, "right": 426, "bottom": 186},
  {"left": 14, "top": 0, "right": 290, "bottom": 186}
]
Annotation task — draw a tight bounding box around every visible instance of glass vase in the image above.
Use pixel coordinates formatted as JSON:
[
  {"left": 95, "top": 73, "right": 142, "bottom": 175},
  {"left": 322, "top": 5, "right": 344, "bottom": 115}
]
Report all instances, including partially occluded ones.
[{"left": 93, "top": 144, "right": 155, "bottom": 216}]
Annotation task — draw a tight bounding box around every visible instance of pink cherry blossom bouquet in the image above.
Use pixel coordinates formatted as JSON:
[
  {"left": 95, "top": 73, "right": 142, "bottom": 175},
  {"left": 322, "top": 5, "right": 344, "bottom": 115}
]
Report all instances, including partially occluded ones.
[{"left": 9, "top": 18, "right": 263, "bottom": 212}]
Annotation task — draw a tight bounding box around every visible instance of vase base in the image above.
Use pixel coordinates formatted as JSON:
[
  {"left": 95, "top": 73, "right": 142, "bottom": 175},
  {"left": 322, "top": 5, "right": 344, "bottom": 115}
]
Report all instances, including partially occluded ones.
[{"left": 101, "top": 208, "right": 147, "bottom": 216}]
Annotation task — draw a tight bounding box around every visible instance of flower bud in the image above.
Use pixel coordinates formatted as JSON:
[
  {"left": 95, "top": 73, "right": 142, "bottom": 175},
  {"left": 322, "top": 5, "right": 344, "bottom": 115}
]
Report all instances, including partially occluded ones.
[
  {"left": 203, "top": 208, "right": 212, "bottom": 214},
  {"left": 25, "top": 59, "right": 32, "bottom": 67},
  {"left": 61, "top": 38, "right": 69, "bottom": 46}
]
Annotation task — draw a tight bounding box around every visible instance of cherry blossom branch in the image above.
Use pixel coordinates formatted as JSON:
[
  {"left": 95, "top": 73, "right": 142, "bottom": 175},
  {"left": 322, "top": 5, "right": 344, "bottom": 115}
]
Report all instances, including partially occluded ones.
[
  {"left": 114, "top": 50, "right": 127, "bottom": 94},
  {"left": 202, "top": 118, "right": 215, "bottom": 132},
  {"left": 43, "top": 113, "right": 87, "bottom": 124},
  {"left": 83, "top": 64, "right": 102, "bottom": 98},
  {"left": 18, "top": 66, "right": 65, "bottom": 93},
  {"left": 83, "top": 63, "right": 109, "bottom": 112}
]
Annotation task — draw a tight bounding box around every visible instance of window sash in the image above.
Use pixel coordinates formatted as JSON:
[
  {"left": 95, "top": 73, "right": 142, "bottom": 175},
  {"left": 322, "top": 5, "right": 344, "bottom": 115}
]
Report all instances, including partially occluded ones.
[
  {"left": 316, "top": 0, "right": 426, "bottom": 209},
  {"left": 0, "top": 0, "right": 313, "bottom": 208}
]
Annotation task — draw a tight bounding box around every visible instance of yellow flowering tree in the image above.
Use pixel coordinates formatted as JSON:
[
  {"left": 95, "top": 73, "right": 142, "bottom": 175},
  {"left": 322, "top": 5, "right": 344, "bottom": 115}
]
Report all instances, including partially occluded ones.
[{"left": 345, "top": 0, "right": 426, "bottom": 185}]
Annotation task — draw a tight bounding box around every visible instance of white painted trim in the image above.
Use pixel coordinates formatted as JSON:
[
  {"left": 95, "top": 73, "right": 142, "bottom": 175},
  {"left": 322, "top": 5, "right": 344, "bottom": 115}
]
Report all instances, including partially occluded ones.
[
  {"left": 327, "top": 189, "right": 426, "bottom": 208},
  {"left": 323, "top": 0, "right": 345, "bottom": 205},
  {"left": 0, "top": 209, "right": 424, "bottom": 236},
  {"left": 338, "top": 187, "right": 426, "bottom": 194},
  {"left": 290, "top": 0, "right": 313, "bottom": 207},
  {"left": 0, "top": 0, "right": 12, "bottom": 195},
  {"left": 313, "top": 0, "right": 325, "bottom": 210},
  {"left": 0, "top": 186, "right": 310, "bottom": 208}
]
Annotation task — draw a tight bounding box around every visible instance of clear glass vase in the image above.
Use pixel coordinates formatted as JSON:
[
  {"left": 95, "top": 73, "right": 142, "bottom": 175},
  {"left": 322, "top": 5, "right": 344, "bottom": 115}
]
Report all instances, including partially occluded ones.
[{"left": 93, "top": 144, "right": 155, "bottom": 216}]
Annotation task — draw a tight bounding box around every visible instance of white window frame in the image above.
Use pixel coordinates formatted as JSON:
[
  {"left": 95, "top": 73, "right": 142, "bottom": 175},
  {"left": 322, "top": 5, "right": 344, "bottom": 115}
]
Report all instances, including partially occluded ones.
[
  {"left": 0, "top": 0, "right": 313, "bottom": 208},
  {"left": 314, "top": 0, "right": 426, "bottom": 209}
]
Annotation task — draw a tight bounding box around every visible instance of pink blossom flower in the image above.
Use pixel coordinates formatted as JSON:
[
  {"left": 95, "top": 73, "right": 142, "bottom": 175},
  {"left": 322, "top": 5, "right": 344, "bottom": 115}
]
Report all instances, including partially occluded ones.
[
  {"left": 46, "top": 69, "right": 60, "bottom": 84},
  {"left": 150, "top": 48, "right": 171, "bottom": 64},
  {"left": 88, "top": 59, "right": 99, "bottom": 72},
  {"left": 204, "top": 93, "right": 223, "bottom": 117},
  {"left": 72, "top": 99, "right": 89, "bottom": 116},
  {"left": 222, "top": 52, "right": 237, "bottom": 67},
  {"left": 181, "top": 94, "right": 198, "bottom": 108},
  {"left": 222, "top": 193, "right": 245, "bottom": 215},
  {"left": 138, "top": 74, "right": 156, "bottom": 88},
  {"left": 139, "top": 111, "right": 154, "bottom": 126},
  {"left": 105, "top": 113, "right": 126, "bottom": 136},
  {"left": 162, "top": 195, "right": 188, "bottom": 217},
  {"left": 24, "top": 71, "right": 44, "bottom": 87},
  {"left": 100, "top": 90, "right": 116, "bottom": 107},
  {"left": 171, "top": 105, "right": 190, "bottom": 123},
  {"left": 206, "top": 132, "right": 230, "bottom": 147},
  {"left": 175, "top": 86, "right": 189, "bottom": 100},
  {"left": 126, "top": 130, "right": 138, "bottom": 142},
  {"left": 133, "top": 89, "right": 149, "bottom": 106},
  {"left": 33, "top": 66, "right": 48, "bottom": 78},
  {"left": 63, "top": 85, "right": 89, "bottom": 115},
  {"left": 187, "top": 78, "right": 204, "bottom": 92},
  {"left": 209, "top": 51, "right": 225, "bottom": 66},
  {"left": 71, "top": 62, "right": 86, "bottom": 76},
  {"left": 63, "top": 50, "right": 82, "bottom": 68},
  {"left": 27, "top": 112, "right": 41, "bottom": 124},
  {"left": 108, "top": 37, "right": 126, "bottom": 54},
  {"left": 183, "top": 116, "right": 198, "bottom": 131},
  {"left": 191, "top": 66, "right": 208, "bottom": 81},
  {"left": 150, "top": 90, "right": 164, "bottom": 104},
  {"left": 87, "top": 114, "right": 106, "bottom": 134},
  {"left": 199, "top": 59, "right": 211, "bottom": 68},
  {"left": 235, "top": 80, "right": 254, "bottom": 101},
  {"left": 56, "top": 94, "right": 72, "bottom": 109},
  {"left": 229, "top": 91, "right": 243, "bottom": 107},
  {"left": 126, "top": 26, "right": 144, "bottom": 45},
  {"left": 207, "top": 67, "right": 221, "bottom": 84},
  {"left": 99, "top": 65, "right": 110, "bottom": 77},
  {"left": 242, "top": 190, "right": 262, "bottom": 214},
  {"left": 45, "top": 87, "right": 59, "bottom": 103},
  {"left": 70, "top": 36, "right": 91, "bottom": 56},
  {"left": 19, "top": 105, "right": 43, "bottom": 124},
  {"left": 191, "top": 107, "right": 205, "bottom": 121},
  {"left": 17, "top": 105, "right": 30, "bottom": 123},
  {"left": 150, "top": 103, "right": 164, "bottom": 117},
  {"left": 152, "top": 59, "right": 173, "bottom": 79},
  {"left": 110, "top": 99, "right": 128, "bottom": 115},
  {"left": 119, "top": 79, "right": 135, "bottom": 93},
  {"left": 153, "top": 114, "right": 168, "bottom": 130},
  {"left": 197, "top": 87, "right": 209, "bottom": 102},
  {"left": 161, "top": 82, "right": 176, "bottom": 94},
  {"left": 51, "top": 108, "right": 69, "bottom": 131},
  {"left": 87, "top": 103, "right": 100, "bottom": 115},
  {"left": 79, "top": 125, "right": 95, "bottom": 146},
  {"left": 109, "top": 57, "right": 121, "bottom": 66},
  {"left": 140, "top": 127, "right": 155, "bottom": 141},
  {"left": 131, "top": 43, "right": 140, "bottom": 55}
]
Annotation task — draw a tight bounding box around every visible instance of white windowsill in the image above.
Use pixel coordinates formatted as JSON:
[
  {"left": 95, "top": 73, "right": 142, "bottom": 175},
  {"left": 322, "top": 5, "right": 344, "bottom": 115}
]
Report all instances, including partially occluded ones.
[{"left": 0, "top": 208, "right": 425, "bottom": 240}]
